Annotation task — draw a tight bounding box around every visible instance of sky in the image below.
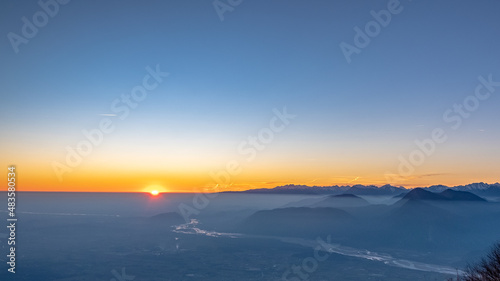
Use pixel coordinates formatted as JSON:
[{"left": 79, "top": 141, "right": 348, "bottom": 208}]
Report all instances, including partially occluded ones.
[{"left": 1, "top": 0, "right": 499, "bottom": 192}]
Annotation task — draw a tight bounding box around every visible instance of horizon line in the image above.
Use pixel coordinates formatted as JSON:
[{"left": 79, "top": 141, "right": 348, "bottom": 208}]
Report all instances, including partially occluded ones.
[{"left": 4, "top": 181, "right": 498, "bottom": 193}]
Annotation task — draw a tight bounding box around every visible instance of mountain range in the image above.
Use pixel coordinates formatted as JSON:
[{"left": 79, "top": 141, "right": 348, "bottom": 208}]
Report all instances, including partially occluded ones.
[
  {"left": 235, "top": 187, "right": 498, "bottom": 255},
  {"left": 226, "top": 182, "right": 500, "bottom": 197},
  {"left": 401, "top": 188, "right": 487, "bottom": 202}
]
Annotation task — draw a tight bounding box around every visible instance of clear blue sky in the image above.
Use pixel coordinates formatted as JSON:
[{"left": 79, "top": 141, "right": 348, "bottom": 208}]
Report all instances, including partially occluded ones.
[{"left": 1, "top": 0, "right": 499, "bottom": 191}]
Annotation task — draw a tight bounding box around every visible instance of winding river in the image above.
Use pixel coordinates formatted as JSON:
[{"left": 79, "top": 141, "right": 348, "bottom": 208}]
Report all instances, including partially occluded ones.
[{"left": 173, "top": 219, "right": 464, "bottom": 276}]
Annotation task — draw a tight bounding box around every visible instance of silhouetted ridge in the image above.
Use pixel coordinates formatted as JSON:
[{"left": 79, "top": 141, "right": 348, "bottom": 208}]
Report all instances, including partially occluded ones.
[
  {"left": 240, "top": 207, "right": 353, "bottom": 237},
  {"left": 439, "top": 189, "right": 487, "bottom": 201},
  {"left": 330, "top": 193, "right": 362, "bottom": 199},
  {"left": 312, "top": 193, "right": 370, "bottom": 208},
  {"left": 401, "top": 188, "right": 486, "bottom": 202},
  {"left": 227, "top": 182, "right": 500, "bottom": 196},
  {"left": 402, "top": 188, "right": 444, "bottom": 201}
]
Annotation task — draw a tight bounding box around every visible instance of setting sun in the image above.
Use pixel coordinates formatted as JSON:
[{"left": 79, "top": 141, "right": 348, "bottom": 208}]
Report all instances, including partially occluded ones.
[{"left": 142, "top": 184, "right": 167, "bottom": 195}]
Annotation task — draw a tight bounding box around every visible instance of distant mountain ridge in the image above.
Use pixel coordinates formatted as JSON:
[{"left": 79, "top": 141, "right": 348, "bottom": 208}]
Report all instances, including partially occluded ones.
[
  {"left": 240, "top": 207, "right": 354, "bottom": 237},
  {"left": 401, "top": 188, "right": 487, "bottom": 202},
  {"left": 312, "top": 193, "right": 370, "bottom": 208},
  {"left": 226, "top": 182, "right": 500, "bottom": 196}
]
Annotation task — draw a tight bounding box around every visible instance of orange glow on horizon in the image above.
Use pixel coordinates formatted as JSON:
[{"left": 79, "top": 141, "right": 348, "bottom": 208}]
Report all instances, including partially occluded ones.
[{"left": 3, "top": 160, "right": 498, "bottom": 193}]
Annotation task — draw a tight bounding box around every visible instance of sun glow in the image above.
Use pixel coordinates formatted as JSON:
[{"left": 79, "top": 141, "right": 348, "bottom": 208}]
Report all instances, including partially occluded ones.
[{"left": 143, "top": 184, "right": 167, "bottom": 195}]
